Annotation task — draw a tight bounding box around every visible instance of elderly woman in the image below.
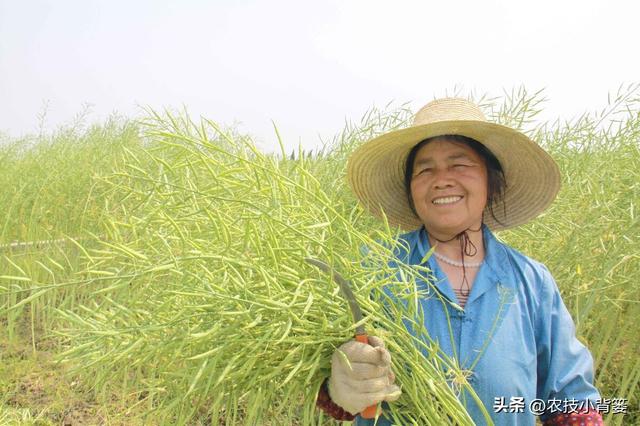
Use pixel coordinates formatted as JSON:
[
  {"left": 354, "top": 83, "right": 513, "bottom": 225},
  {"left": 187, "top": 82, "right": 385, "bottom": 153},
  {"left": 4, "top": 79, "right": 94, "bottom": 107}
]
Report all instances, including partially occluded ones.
[{"left": 315, "top": 98, "right": 603, "bottom": 425}]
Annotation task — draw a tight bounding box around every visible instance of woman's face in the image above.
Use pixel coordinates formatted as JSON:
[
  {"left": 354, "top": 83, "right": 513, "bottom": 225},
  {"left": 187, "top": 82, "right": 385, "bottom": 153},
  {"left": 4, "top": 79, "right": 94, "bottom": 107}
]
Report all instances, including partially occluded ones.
[{"left": 410, "top": 138, "right": 488, "bottom": 236}]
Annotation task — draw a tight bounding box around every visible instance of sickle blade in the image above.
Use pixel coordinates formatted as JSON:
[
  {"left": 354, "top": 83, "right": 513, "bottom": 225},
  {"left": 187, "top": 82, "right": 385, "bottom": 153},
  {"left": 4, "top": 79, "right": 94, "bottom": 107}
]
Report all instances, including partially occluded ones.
[{"left": 304, "top": 257, "right": 365, "bottom": 336}]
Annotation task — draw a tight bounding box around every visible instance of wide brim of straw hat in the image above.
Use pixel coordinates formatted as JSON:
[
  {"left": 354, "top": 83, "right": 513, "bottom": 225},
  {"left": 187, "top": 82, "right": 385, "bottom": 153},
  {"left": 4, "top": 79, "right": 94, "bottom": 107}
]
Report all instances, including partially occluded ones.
[{"left": 346, "top": 102, "right": 561, "bottom": 232}]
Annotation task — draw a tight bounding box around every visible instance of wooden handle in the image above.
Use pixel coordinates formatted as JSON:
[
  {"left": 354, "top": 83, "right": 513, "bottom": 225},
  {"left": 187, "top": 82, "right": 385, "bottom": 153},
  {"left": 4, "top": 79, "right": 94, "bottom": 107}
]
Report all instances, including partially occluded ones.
[{"left": 355, "top": 333, "right": 378, "bottom": 419}]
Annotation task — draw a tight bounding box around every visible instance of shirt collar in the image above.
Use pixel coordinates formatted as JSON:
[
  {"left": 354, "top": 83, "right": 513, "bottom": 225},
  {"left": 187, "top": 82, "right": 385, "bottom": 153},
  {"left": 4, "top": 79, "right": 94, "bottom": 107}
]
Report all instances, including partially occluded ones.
[{"left": 413, "top": 223, "right": 513, "bottom": 305}]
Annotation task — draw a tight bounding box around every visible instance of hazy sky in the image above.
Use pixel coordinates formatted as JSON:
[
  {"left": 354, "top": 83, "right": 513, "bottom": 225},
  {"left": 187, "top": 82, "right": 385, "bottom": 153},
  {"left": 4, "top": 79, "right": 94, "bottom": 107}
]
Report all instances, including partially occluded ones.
[{"left": 1, "top": 0, "right": 639, "bottom": 152}]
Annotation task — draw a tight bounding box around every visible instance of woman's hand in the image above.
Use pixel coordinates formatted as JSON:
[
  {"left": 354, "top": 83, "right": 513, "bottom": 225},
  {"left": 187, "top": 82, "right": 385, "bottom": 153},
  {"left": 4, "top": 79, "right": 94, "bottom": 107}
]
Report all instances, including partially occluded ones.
[{"left": 327, "top": 336, "right": 402, "bottom": 415}]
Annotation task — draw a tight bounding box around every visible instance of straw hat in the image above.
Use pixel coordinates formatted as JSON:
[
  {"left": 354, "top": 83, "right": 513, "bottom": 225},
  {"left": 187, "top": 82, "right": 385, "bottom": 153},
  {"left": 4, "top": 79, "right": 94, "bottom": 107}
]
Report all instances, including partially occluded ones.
[{"left": 346, "top": 97, "right": 561, "bottom": 232}]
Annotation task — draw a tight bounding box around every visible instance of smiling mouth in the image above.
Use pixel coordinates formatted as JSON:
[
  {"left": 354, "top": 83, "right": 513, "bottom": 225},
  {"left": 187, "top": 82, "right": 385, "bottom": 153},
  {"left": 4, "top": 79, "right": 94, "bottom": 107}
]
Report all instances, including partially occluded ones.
[{"left": 432, "top": 196, "right": 463, "bottom": 205}]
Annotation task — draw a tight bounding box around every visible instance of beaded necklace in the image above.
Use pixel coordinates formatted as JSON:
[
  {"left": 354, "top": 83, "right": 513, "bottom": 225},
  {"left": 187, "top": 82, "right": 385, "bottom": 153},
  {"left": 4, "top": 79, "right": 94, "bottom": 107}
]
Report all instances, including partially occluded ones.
[
  {"left": 434, "top": 251, "right": 483, "bottom": 268},
  {"left": 426, "top": 224, "right": 484, "bottom": 297}
]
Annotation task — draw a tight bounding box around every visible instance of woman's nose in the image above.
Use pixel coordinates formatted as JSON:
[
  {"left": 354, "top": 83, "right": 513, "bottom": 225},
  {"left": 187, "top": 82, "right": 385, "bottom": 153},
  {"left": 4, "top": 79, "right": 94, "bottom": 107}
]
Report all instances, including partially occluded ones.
[{"left": 432, "top": 168, "right": 455, "bottom": 189}]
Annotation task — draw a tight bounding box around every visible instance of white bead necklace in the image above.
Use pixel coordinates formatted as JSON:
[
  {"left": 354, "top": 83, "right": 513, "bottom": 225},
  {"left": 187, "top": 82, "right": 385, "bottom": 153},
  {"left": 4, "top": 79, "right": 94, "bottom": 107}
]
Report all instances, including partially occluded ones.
[{"left": 434, "top": 251, "right": 483, "bottom": 268}]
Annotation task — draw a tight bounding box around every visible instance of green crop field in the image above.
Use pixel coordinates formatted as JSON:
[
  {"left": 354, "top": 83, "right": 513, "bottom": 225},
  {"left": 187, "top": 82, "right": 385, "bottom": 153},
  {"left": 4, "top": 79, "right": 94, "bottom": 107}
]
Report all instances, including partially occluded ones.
[{"left": 1, "top": 87, "right": 638, "bottom": 425}]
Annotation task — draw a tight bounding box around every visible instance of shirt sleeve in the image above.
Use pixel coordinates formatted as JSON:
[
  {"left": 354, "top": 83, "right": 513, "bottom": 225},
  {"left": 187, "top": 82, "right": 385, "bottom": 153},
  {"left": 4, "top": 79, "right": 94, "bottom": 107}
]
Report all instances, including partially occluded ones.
[{"left": 535, "top": 265, "right": 602, "bottom": 421}]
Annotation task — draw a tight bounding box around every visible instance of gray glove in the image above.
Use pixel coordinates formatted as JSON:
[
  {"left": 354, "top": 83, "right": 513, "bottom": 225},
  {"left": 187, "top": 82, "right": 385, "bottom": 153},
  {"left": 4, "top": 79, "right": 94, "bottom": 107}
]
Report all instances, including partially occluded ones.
[{"left": 327, "top": 336, "right": 402, "bottom": 415}]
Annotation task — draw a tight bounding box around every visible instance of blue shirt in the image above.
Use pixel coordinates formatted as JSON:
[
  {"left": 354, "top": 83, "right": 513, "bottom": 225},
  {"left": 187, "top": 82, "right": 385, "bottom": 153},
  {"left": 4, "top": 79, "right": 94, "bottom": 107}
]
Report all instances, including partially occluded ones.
[{"left": 355, "top": 224, "right": 600, "bottom": 426}]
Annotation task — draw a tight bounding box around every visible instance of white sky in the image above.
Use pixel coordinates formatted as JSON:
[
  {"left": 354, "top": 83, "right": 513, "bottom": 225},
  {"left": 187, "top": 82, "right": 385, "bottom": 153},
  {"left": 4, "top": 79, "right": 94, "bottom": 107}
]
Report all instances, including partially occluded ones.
[{"left": 1, "top": 0, "right": 639, "bottom": 153}]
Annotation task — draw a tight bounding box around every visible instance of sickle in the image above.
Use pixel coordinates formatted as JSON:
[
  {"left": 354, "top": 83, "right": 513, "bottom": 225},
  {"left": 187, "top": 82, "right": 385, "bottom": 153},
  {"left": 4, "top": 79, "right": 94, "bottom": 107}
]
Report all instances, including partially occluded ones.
[
  {"left": 304, "top": 257, "right": 378, "bottom": 418},
  {"left": 304, "top": 257, "right": 365, "bottom": 337}
]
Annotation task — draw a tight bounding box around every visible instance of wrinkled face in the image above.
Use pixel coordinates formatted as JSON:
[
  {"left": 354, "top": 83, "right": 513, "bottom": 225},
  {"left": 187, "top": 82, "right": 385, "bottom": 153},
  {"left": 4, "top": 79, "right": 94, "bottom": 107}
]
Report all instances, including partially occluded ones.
[{"left": 410, "top": 138, "right": 488, "bottom": 236}]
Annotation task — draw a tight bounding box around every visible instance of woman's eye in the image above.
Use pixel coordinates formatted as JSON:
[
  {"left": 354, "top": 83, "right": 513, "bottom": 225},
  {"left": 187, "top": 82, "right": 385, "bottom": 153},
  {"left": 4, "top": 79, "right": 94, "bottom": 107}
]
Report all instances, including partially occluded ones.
[
  {"left": 453, "top": 164, "right": 468, "bottom": 169},
  {"left": 417, "top": 168, "right": 432, "bottom": 175}
]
